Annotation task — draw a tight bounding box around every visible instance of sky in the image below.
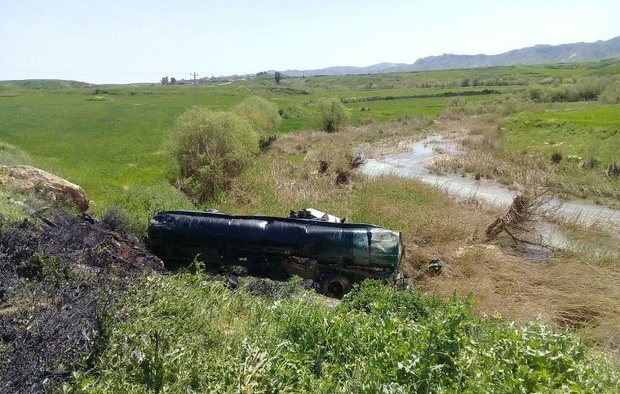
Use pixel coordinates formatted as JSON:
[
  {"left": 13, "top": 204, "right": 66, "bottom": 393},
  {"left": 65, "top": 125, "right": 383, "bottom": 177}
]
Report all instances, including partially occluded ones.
[{"left": 1, "top": 0, "right": 619, "bottom": 84}]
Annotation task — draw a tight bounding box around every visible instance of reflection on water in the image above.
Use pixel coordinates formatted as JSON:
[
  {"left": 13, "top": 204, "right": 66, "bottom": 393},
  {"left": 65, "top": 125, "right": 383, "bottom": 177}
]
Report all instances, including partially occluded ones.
[{"left": 361, "top": 135, "right": 620, "bottom": 256}]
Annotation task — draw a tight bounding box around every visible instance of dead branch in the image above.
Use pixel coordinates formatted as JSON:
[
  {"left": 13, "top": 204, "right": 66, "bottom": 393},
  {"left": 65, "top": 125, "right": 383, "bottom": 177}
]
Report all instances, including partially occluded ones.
[{"left": 485, "top": 187, "right": 560, "bottom": 243}]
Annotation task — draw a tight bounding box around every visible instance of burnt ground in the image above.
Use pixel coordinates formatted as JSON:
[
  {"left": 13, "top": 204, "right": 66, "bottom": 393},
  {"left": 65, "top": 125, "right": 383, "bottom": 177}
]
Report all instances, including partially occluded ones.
[{"left": 0, "top": 210, "right": 164, "bottom": 394}]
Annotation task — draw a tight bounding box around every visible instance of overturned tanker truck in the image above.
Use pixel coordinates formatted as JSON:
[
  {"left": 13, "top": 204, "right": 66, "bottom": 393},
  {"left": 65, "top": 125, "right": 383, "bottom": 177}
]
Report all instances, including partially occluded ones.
[{"left": 148, "top": 209, "right": 404, "bottom": 297}]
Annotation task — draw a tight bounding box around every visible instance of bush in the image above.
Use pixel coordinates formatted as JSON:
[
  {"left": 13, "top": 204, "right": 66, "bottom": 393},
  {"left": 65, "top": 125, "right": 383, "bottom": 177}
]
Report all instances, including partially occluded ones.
[
  {"left": 527, "top": 78, "right": 608, "bottom": 103},
  {"left": 600, "top": 81, "right": 620, "bottom": 104},
  {"left": 568, "top": 77, "right": 606, "bottom": 101},
  {"left": 317, "top": 98, "right": 350, "bottom": 132},
  {"left": 168, "top": 107, "right": 259, "bottom": 202},
  {"left": 233, "top": 96, "right": 281, "bottom": 144}
]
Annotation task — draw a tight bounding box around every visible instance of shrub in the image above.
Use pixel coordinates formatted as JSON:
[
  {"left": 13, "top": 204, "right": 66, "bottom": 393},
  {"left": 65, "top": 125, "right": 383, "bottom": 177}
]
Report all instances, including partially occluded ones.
[
  {"left": 317, "top": 98, "right": 350, "bottom": 133},
  {"left": 568, "top": 77, "right": 606, "bottom": 101},
  {"left": 599, "top": 81, "right": 620, "bottom": 104},
  {"left": 543, "top": 86, "right": 569, "bottom": 103},
  {"left": 233, "top": 96, "right": 281, "bottom": 145},
  {"left": 168, "top": 107, "right": 259, "bottom": 202},
  {"left": 550, "top": 151, "right": 563, "bottom": 164}
]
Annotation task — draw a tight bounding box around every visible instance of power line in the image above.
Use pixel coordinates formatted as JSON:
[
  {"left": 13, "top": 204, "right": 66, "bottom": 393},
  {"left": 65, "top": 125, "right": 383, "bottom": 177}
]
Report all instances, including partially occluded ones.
[{"left": 190, "top": 72, "right": 198, "bottom": 105}]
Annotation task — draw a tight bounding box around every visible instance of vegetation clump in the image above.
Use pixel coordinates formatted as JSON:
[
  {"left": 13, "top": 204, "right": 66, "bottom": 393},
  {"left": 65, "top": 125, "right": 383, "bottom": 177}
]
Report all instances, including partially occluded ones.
[
  {"left": 168, "top": 107, "right": 259, "bottom": 203},
  {"left": 318, "top": 97, "right": 350, "bottom": 132},
  {"left": 68, "top": 276, "right": 620, "bottom": 393},
  {"left": 233, "top": 96, "right": 281, "bottom": 147}
]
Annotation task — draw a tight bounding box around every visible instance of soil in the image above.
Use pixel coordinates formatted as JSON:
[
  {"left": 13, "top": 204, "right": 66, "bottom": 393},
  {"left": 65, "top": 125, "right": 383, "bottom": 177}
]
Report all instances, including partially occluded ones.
[{"left": 0, "top": 210, "right": 164, "bottom": 394}]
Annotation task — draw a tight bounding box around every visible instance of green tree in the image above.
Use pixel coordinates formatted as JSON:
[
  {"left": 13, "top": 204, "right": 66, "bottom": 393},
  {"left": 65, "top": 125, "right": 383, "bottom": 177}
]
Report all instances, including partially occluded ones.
[
  {"left": 274, "top": 71, "right": 282, "bottom": 84},
  {"left": 160, "top": 76, "right": 169, "bottom": 85},
  {"left": 317, "top": 98, "right": 350, "bottom": 133},
  {"left": 233, "top": 96, "right": 281, "bottom": 146},
  {"left": 168, "top": 107, "right": 259, "bottom": 202}
]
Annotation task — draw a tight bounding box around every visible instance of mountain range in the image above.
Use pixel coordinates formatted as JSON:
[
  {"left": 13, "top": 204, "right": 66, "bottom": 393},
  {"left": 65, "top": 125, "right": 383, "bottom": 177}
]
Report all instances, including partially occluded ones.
[{"left": 276, "top": 36, "right": 620, "bottom": 77}]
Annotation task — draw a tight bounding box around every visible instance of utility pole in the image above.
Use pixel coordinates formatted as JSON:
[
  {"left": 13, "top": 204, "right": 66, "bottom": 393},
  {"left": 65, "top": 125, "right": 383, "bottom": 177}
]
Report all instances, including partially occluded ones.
[{"left": 190, "top": 72, "right": 198, "bottom": 105}]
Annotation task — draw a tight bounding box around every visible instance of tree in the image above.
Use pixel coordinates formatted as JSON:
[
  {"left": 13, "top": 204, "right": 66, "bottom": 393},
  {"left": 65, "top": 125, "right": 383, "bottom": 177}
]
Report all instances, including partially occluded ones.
[
  {"left": 233, "top": 96, "right": 281, "bottom": 146},
  {"left": 317, "top": 98, "right": 350, "bottom": 133},
  {"left": 170, "top": 77, "right": 177, "bottom": 85},
  {"left": 161, "top": 76, "right": 169, "bottom": 85},
  {"left": 274, "top": 71, "right": 282, "bottom": 84},
  {"left": 168, "top": 107, "right": 259, "bottom": 202}
]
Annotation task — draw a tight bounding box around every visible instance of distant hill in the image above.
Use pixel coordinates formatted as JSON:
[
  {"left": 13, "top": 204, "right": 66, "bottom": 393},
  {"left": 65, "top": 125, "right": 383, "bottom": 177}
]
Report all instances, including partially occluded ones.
[
  {"left": 412, "top": 36, "right": 620, "bottom": 71},
  {"left": 277, "top": 62, "right": 414, "bottom": 77},
  {"left": 0, "top": 79, "right": 93, "bottom": 89},
  {"left": 277, "top": 36, "right": 620, "bottom": 77}
]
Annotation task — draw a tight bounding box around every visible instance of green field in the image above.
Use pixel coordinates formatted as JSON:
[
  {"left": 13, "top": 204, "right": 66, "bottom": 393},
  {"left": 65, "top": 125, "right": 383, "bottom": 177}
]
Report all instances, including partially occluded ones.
[
  {"left": 2, "top": 60, "right": 619, "bottom": 212},
  {"left": 0, "top": 75, "right": 499, "bottom": 212},
  {"left": 502, "top": 105, "right": 620, "bottom": 162}
]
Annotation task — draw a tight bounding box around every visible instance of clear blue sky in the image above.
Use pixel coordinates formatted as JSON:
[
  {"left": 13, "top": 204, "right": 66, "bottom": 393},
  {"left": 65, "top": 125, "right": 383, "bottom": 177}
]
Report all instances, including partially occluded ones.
[{"left": 2, "top": 0, "right": 619, "bottom": 84}]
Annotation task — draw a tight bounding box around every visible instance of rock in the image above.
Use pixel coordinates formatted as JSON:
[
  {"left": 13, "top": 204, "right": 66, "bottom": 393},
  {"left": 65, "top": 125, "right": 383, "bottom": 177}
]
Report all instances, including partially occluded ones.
[{"left": 0, "top": 165, "right": 90, "bottom": 212}]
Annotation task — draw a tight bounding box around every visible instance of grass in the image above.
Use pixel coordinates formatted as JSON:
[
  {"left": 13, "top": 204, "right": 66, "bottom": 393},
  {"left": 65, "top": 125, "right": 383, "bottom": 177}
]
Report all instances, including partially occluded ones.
[
  {"left": 0, "top": 79, "right": 460, "bottom": 213},
  {"left": 185, "top": 122, "right": 620, "bottom": 360},
  {"left": 66, "top": 274, "right": 620, "bottom": 393},
  {"left": 429, "top": 108, "right": 620, "bottom": 206},
  {"left": 1, "top": 64, "right": 617, "bottom": 216},
  {"left": 501, "top": 106, "right": 620, "bottom": 203},
  {"left": 502, "top": 105, "right": 620, "bottom": 164}
]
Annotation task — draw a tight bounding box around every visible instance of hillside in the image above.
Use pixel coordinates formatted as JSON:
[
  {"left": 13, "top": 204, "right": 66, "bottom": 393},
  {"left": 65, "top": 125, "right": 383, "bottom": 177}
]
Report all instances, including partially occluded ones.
[
  {"left": 279, "top": 36, "right": 620, "bottom": 76},
  {"left": 413, "top": 35, "right": 620, "bottom": 70}
]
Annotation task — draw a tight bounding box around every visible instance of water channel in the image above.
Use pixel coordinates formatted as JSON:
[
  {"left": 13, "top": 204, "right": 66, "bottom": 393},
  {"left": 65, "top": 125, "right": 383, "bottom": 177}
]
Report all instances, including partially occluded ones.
[{"left": 360, "top": 135, "right": 620, "bottom": 256}]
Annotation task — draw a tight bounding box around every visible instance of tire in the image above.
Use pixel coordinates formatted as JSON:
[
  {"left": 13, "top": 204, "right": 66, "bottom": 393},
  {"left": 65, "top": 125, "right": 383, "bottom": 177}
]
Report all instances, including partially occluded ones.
[{"left": 319, "top": 274, "right": 351, "bottom": 298}]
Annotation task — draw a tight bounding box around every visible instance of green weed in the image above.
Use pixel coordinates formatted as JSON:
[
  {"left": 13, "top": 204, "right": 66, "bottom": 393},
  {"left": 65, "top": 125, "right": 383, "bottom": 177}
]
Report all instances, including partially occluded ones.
[{"left": 65, "top": 274, "right": 620, "bottom": 393}]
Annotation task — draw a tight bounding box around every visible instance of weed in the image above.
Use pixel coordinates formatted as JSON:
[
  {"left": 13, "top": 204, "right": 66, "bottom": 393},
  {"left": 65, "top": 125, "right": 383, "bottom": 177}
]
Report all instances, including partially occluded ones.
[
  {"left": 67, "top": 274, "right": 620, "bottom": 392},
  {"left": 550, "top": 151, "right": 563, "bottom": 164}
]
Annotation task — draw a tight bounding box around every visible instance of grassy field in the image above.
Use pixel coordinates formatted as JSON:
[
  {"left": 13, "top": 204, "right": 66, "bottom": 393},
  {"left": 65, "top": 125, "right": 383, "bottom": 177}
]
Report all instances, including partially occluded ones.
[
  {"left": 2, "top": 61, "right": 620, "bottom": 392},
  {"left": 2, "top": 60, "right": 619, "bottom": 214},
  {"left": 502, "top": 105, "right": 620, "bottom": 164},
  {"left": 0, "top": 75, "right": 508, "bottom": 219}
]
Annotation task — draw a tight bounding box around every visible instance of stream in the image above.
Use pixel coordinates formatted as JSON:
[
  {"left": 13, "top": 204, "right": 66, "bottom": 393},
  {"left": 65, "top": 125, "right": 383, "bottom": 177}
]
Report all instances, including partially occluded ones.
[{"left": 360, "top": 135, "right": 620, "bottom": 257}]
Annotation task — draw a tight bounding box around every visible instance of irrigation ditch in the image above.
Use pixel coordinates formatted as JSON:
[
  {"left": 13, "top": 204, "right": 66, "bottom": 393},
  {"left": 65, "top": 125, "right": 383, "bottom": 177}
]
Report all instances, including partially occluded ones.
[{"left": 361, "top": 133, "right": 620, "bottom": 259}]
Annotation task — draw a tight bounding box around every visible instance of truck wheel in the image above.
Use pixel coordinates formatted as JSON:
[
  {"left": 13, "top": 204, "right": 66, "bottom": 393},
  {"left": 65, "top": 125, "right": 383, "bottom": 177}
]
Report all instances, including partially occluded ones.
[{"left": 319, "top": 274, "right": 351, "bottom": 299}]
